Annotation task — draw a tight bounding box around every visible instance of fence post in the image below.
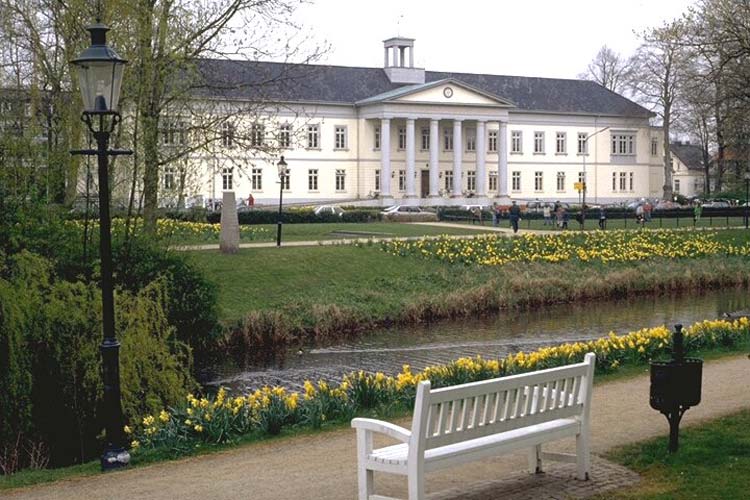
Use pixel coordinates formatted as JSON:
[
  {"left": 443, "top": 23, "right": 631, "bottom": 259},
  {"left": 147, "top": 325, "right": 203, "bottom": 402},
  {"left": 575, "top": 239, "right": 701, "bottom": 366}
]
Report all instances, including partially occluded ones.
[{"left": 624, "top": 212, "right": 627, "bottom": 228}]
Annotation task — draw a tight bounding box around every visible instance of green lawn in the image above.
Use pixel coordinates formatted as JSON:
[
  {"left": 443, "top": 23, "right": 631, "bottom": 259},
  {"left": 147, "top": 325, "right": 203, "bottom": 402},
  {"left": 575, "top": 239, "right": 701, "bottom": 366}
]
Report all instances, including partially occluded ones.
[
  {"left": 602, "top": 409, "right": 750, "bottom": 499},
  {"left": 186, "top": 245, "right": 493, "bottom": 320}
]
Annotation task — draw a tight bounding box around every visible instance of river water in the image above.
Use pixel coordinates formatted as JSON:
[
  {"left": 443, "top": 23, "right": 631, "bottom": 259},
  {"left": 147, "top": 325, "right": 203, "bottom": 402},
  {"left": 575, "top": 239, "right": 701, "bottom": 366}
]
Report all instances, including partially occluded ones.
[{"left": 206, "top": 287, "right": 750, "bottom": 393}]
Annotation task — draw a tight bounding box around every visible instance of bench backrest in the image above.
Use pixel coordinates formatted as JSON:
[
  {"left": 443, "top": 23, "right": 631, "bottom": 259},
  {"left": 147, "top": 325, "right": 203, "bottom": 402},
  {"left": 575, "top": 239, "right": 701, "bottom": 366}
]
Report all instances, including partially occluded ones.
[{"left": 410, "top": 353, "right": 596, "bottom": 452}]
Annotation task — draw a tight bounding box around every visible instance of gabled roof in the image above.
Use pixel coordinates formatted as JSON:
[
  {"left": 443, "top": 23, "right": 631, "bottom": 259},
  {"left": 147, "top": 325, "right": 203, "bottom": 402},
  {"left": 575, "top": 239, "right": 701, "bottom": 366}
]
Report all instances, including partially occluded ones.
[
  {"left": 670, "top": 142, "right": 704, "bottom": 171},
  {"left": 189, "top": 59, "right": 654, "bottom": 118},
  {"left": 354, "top": 78, "right": 515, "bottom": 106}
]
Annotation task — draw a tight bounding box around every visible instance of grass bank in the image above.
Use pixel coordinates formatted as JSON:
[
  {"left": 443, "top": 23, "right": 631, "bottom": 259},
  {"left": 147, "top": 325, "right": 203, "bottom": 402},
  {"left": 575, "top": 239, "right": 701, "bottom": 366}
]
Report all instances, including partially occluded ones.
[
  {"left": 601, "top": 409, "right": 750, "bottom": 499},
  {"left": 187, "top": 239, "right": 750, "bottom": 357}
]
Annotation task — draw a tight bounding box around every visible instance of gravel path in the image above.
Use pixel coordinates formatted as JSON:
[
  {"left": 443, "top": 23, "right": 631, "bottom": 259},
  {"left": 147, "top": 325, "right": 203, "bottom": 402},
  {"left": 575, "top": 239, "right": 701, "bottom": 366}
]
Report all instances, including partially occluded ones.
[{"left": 5, "top": 354, "right": 749, "bottom": 500}]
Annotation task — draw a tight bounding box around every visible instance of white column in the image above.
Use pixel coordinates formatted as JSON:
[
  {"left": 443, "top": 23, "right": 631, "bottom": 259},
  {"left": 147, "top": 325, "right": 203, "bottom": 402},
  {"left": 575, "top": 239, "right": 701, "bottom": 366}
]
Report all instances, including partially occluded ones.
[
  {"left": 498, "top": 120, "right": 508, "bottom": 197},
  {"left": 393, "top": 47, "right": 400, "bottom": 67},
  {"left": 452, "top": 119, "right": 463, "bottom": 197},
  {"left": 409, "top": 46, "right": 414, "bottom": 67},
  {"left": 429, "top": 119, "right": 440, "bottom": 197},
  {"left": 400, "top": 47, "right": 406, "bottom": 67},
  {"left": 475, "top": 120, "right": 486, "bottom": 197},
  {"left": 405, "top": 118, "right": 416, "bottom": 197},
  {"left": 380, "top": 118, "right": 392, "bottom": 198},
  {"left": 384, "top": 47, "right": 389, "bottom": 67}
]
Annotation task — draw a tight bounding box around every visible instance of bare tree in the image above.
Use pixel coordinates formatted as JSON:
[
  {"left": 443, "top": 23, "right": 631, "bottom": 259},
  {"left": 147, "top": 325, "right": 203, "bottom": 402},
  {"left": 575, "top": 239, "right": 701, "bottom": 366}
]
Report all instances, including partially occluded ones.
[
  {"left": 629, "top": 21, "right": 688, "bottom": 200},
  {"left": 578, "top": 45, "right": 631, "bottom": 94}
]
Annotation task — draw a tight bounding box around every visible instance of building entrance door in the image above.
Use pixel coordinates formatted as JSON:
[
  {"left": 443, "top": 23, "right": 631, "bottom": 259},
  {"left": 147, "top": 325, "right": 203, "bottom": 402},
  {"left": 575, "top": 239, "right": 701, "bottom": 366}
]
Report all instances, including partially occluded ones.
[{"left": 420, "top": 170, "right": 430, "bottom": 198}]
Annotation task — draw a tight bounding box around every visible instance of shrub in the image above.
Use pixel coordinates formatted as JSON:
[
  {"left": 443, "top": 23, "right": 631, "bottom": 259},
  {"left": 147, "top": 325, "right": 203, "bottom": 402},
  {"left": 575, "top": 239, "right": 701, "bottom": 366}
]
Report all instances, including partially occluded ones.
[
  {"left": 0, "top": 251, "right": 195, "bottom": 469},
  {"left": 112, "top": 238, "right": 220, "bottom": 360}
]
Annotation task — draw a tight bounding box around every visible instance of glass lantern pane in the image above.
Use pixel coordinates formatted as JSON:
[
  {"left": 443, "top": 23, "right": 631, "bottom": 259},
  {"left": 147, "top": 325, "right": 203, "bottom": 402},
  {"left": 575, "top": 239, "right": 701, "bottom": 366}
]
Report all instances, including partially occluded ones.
[{"left": 77, "top": 61, "right": 123, "bottom": 112}]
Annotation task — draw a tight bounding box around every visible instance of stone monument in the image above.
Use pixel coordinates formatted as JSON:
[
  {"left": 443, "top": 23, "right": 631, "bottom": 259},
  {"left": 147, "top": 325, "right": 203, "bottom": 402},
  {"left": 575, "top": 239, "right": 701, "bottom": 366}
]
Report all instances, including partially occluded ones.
[{"left": 220, "top": 190, "right": 240, "bottom": 254}]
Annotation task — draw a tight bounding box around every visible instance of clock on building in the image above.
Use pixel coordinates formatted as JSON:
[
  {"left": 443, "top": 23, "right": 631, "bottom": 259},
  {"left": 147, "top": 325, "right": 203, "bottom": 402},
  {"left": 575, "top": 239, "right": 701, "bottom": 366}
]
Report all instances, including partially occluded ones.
[{"left": 443, "top": 86, "right": 453, "bottom": 98}]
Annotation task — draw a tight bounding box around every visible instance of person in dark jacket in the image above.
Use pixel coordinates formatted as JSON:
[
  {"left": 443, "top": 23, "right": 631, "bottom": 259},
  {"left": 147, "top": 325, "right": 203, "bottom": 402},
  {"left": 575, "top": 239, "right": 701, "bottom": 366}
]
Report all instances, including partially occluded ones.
[{"left": 509, "top": 201, "right": 521, "bottom": 233}]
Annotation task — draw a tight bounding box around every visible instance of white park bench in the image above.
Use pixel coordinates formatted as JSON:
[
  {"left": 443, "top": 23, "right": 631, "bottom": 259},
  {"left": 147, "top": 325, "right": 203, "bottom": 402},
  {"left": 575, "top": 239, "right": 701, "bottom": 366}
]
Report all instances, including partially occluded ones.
[{"left": 351, "top": 352, "right": 596, "bottom": 500}]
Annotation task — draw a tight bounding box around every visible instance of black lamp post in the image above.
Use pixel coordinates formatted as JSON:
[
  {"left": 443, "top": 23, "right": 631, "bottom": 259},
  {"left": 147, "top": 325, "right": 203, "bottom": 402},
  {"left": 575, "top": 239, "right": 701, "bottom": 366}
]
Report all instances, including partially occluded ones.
[
  {"left": 276, "top": 156, "right": 288, "bottom": 247},
  {"left": 744, "top": 172, "right": 750, "bottom": 229},
  {"left": 70, "top": 21, "right": 132, "bottom": 471}
]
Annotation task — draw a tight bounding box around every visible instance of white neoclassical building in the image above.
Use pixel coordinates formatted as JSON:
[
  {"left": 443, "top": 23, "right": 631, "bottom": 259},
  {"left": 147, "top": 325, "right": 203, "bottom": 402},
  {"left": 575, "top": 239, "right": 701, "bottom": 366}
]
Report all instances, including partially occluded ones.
[{"left": 171, "top": 37, "right": 666, "bottom": 207}]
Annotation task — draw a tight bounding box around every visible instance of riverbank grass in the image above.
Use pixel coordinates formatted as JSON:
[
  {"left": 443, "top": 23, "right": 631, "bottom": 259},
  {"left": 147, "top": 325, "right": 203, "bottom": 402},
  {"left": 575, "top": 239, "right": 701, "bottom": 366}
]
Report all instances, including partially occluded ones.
[{"left": 601, "top": 409, "right": 750, "bottom": 499}]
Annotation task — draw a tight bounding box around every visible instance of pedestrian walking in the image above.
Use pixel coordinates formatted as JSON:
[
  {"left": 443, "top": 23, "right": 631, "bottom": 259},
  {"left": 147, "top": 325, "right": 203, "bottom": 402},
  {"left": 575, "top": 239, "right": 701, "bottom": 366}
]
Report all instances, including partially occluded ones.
[
  {"left": 492, "top": 202, "right": 499, "bottom": 226},
  {"left": 543, "top": 204, "right": 552, "bottom": 226},
  {"left": 644, "top": 200, "right": 653, "bottom": 222},
  {"left": 694, "top": 202, "right": 702, "bottom": 223},
  {"left": 561, "top": 207, "right": 569, "bottom": 230},
  {"left": 509, "top": 200, "right": 521, "bottom": 234},
  {"left": 598, "top": 206, "right": 607, "bottom": 230}
]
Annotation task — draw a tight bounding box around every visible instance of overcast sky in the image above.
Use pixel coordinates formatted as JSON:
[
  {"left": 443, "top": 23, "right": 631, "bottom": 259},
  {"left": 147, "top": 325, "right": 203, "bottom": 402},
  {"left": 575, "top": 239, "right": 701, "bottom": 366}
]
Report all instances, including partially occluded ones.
[{"left": 290, "top": 0, "right": 696, "bottom": 79}]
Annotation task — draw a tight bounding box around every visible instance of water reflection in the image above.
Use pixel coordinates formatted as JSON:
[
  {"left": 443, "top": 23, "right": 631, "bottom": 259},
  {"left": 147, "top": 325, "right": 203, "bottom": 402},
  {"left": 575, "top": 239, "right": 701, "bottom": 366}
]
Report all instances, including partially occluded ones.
[{"left": 206, "top": 287, "right": 750, "bottom": 393}]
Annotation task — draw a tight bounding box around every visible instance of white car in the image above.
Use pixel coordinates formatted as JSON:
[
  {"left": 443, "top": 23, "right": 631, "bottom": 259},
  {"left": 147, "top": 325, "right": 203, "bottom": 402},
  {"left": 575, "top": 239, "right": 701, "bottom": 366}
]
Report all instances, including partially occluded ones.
[
  {"left": 380, "top": 205, "right": 438, "bottom": 221},
  {"left": 314, "top": 205, "right": 345, "bottom": 216}
]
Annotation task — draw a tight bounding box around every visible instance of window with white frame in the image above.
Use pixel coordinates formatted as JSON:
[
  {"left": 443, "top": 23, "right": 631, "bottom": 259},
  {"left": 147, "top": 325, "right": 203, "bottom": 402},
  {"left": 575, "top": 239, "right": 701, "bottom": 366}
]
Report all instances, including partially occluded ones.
[
  {"left": 629, "top": 172, "right": 634, "bottom": 191},
  {"left": 489, "top": 172, "right": 498, "bottom": 191},
  {"left": 556, "top": 171, "right": 565, "bottom": 191},
  {"left": 222, "top": 167, "right": 233, "bottom": 190},
  {"left": 374, "top": 126, "right": 381, "bottom": 150},
  {"left": 398, "top": 169, "right": 406, "bottom": 191},
  {"left": 466, "top": 129, "right": 476, "bottom": 152},
  {"left": 467, "top": 171, "right": 476, "bottom": 191},
  {"left": 488, "top": 130, "right": 498, "bottom": 152},
  {"left": 163, "top": 166, "right": 176, "bottom": 189},
  {"left": 512, "top": 171, "right": 521, "bottom": 191},
  {"left": 279, "top": 124, "right": 291, "bottom": 148},
  {"left": 335, "top": 126, "right": 347, "bottom": 149},
  {"left": 674, "top": 179, "right": 681, "bottom": 193},
  {"left": 511, "top": 130, "right": 522, "bottom": 153},
  {"left": 651, "top": 137, "right": 658, "bottom": 156},
  {"left": 421, "top": 128, "right": 430, "bottom": 150},
  {"left": 281, "top": 169, "right": 290, "bottom": 190},
  {"left": 578, "top": 132, "right": 588, "bottom": 154},
  {"left": 250, "top": 123, "right": 264, "bottom": 147},
  {"left": 374, "top": 169, "right": 380, "bottom": 191},
  {"left": 162, "top": 118, "right": 187, "bottom": 145},
  {"left": 611, "top": 132, "right": 636, "bottom": 155},
  {"left": 556, "top": 132, "right": 566, "bottom": 154},
  {"left": 221, "top": 122, "right": 235, "bottom": 148},
  {"left": 534, "top": 131, "right": 545, "bottom": 154},
  {"left": 307, "top": 124, "right": 320, "bottom": 148},
  {"left": 534, "top": 171, "right": 543, "bottom": 191},
  {"left": 612, "top": 172, "right": 617, "bottom": 191},
  {"left": 579, "top": 171, "right": 586, "bottom": 185},
  {"left": 251, "top": 168, "right": 262, "bottom": 190},
  {"left": 335, "top": 169, "right": 346, "bottom": 191},
  {"left": 694, "top": 178, "right": 702, "bottom": 192},
  {"left": 444, "top": 171, "right": 453, "bottom": 191},
  {"left": 619, "top": 172, "right": 627, "bottom": 191},
  {"left": 308, "top": 169, "right": 318, "bottom": 190},
  {"left": 443, "top": 128, "right": 453, "bottom": 151},
  {"left": 398, "top": 127, "right": 406, "bottom": 150}
]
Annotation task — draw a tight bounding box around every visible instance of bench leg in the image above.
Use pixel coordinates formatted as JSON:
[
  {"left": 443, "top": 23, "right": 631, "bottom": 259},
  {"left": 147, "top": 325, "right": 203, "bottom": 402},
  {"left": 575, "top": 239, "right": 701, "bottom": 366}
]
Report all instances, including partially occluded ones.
[
  {"left": 407, "top": 472, "right": 425, "bottom": 500},
  {"left": 357, "top": 466, "right": 373, "bottom": 500},
  {"left": 528, "top": 444, "right": 543, "bottom": 473},
  {"left": 356, "top": 430, "right": 374, "bottom": 499},
  {"left": 576, "top": 432, "right": 590, "bottom": 480}
]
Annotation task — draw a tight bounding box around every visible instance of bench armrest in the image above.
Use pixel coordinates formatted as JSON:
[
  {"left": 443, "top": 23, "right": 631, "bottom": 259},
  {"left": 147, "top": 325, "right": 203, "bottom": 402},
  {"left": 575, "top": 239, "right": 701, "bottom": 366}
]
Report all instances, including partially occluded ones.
[{"left": 351, "top": 418, "right": 411, "bottom": 443}]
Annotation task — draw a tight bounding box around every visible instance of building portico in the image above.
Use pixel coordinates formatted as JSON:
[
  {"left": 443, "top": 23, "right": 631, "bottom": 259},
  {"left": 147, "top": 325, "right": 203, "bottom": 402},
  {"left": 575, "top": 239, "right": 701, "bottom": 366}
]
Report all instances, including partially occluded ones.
[{"left": 357, "top": 78, "right": 513, "bottom": 206}]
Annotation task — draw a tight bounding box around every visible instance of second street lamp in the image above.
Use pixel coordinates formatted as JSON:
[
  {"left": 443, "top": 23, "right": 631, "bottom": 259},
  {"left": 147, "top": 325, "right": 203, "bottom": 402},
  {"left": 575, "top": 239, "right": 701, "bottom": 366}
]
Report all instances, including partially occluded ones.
[
  {"left": 744, "top": 171, "right": 750, "bottom": 229},
  {"left": 276, "top": 156, "right": 288, "bottom": 246},
  {"left": 70, "top": 21, "right": 131, "bottom": 471}
]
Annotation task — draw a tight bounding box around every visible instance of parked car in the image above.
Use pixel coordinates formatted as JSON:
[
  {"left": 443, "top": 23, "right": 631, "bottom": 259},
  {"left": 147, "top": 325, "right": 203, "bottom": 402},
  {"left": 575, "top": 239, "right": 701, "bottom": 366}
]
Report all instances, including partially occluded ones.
[
  {"left": 380, "top": 205, "right": 438, "bottom": 222},
  {"left": 702, "top": 200, "right": 731, "bottom": 208},
  {"left": 459, "top": 204, "right": 487, "bottom": 212},
  {"left": 314, "top": 205, "right": 345, "bottom": 216}
]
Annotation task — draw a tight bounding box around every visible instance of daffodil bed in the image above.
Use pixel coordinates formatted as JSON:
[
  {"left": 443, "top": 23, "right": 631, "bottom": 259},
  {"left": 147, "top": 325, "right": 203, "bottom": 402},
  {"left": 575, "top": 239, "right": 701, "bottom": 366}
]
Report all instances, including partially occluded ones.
[
  {"left": 127, "top": 317, "right": 750, "bottom": 456},
  {"left": 381, "top": 229, "right": 750, "bottom": 266},
  {"left": 65, "top": 218, "right": 268, "bottom": 243}
]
